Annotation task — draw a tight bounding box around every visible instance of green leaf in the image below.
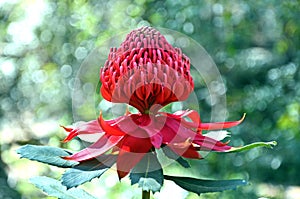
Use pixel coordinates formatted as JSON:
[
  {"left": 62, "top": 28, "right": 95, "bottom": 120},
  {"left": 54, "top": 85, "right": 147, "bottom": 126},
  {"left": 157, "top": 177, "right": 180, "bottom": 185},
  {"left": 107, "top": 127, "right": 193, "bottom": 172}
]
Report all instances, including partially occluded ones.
[
  {"left": 129, "top": 153, "right": 164, "bottom": 193},
  {"left": 30, "top": 176, "right": 97, "bottom": 199},
  {"left": 17, "top": 145, "right": 78, "bottom": 168},
  {"left": 62, "top": 155, "right": 117, "bottom": 188},
  {"left": 71, "top": 155, "right": 117, "bottom": 171},
  {"left": 62, "top": 168, "right": 108, "bottom": 189},
  {"left": 161, "top": 146, "right": 190, "bottom": 168},
  {"left": 164, "top": 175, "right": 247, "bottom": 195},
  {"left": 226, "top": 141, "right": 277, "bottom": 153}
]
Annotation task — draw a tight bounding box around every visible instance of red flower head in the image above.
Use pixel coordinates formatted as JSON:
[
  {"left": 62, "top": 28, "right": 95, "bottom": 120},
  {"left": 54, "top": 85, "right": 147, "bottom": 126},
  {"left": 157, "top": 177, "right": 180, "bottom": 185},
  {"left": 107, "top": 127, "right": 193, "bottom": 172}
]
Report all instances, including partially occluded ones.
[
  {"left": 62, "top": 27, "right": 245, "bottom": 179},
  {"left": 100, "top": 26, "right": 193, "bottom": 113}
]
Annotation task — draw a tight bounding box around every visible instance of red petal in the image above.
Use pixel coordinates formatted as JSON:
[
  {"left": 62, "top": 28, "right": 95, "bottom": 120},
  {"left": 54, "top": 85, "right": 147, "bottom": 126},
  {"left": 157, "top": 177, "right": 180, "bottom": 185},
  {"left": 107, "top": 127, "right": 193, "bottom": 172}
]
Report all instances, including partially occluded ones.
[
  {"left": 150, "top": 133, "right": 163, "bottom": 148},
  {"left": 198, "top": 114, "right": 246, "bottom": 130},
  {"left": 60, "top": 125, "right": 72, "bottom": 132},
  {"left": 193, "top": 134, "right": 231, "bottom": 151},
  {"left": 173, "top": 110, "right": 200, "bottom": 124},
  {"left": 100, "top": 84, "right": 112, "bottom": 101},
  {"left": 178, "top": 110, "right": 201, "bottom": 131},
  {"left": 160, "top": 118, "right": 178, "bottom": 144},
  {"left": 161, "top": 116, "right": 231, "bottom": 152},
  {"left": 98, "top": 113, "right": 126, "bottom": 136},
  {"left": 170, "top": 144, "right": 202, "bottom": 159},
  {"left": 62, "top": 130, "right": 78, "bottom": 142},
  {"left": 63, "top": 135, "right": 123, "bottom": 162},
  {"left": 117, "top": 151, "right": 147, "bottom": 179},
  {"left": 161, "top": 110, "right": 201, "bottom": 130},
  {"left": 61, "top": 120, "right": 103, "bottom": 142},
  {"left": 140, "top": 115, "right": 164, "bottom": 147},
  {"left": 165, "top": 117, "right": 198, "bottom": 143},
  {"left": 116, "top": 136, "right": 152, "bottom": 179},
  {"left": 114, "top": 114, "right": 140, "bottom": 133},
  {"left": 164, "top": 111, "right": 245, "bottom": 131}
]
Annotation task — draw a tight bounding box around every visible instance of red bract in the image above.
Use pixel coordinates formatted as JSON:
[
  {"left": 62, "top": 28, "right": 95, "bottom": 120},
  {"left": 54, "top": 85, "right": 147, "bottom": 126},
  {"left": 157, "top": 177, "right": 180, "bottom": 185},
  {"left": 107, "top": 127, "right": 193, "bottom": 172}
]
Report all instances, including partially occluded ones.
[
  {"left": 63, "top": 27, "right": 245, "bottom": 179},
  {"left": 100, "top": 26, "right": 193, "bottom": 113},
  {"left": 63, "top": 111, "right": 244, "bottom": 179}
]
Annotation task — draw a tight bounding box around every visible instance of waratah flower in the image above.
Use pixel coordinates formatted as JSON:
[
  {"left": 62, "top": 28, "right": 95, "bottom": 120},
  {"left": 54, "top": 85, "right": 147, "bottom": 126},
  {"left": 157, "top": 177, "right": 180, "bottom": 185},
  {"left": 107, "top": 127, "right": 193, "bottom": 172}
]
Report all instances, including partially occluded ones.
[
  {"left": 100, "top": 26, "right": 193, "bottom": 113},
  {"left": 62, "top": 26, "right": 245, "bottom": 179}
]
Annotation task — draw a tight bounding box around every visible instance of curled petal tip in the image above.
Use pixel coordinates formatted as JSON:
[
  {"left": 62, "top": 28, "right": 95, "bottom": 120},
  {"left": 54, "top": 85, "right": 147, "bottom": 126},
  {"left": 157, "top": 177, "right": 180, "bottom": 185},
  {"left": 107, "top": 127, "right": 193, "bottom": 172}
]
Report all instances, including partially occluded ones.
[
  {"left": 98, "top": 112, "right": 126, "bottom": 136},
  {"left": 240, "top": 113, "right": 246, "bottom": 123},
  {"left": 60, "top": 125, "right": 77, "bottom": 142},
  {"left": 224, "top": 140, "right": 231, "bottom": 145},
  {"left": 60, "top": 125, "right": 72, "bottom": 132},
  {"left": 199, "top": 113, "right": 247, "bottom": 130}
]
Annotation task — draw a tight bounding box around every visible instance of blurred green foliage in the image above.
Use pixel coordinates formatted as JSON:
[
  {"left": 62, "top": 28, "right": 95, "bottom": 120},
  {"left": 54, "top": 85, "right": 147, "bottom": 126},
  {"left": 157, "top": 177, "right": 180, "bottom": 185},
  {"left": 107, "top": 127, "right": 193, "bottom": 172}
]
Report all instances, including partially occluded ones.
[{"left": 0, "top": 0, "right": 300, "bottom": 198}]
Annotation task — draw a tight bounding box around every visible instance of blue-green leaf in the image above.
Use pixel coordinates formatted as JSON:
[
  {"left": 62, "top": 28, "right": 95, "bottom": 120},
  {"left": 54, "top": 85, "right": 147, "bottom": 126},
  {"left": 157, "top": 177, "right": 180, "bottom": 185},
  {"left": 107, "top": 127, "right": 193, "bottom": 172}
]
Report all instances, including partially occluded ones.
[
  {"left": 62, "top": 155, "right": 116, "bottom": 188},
  {"left": 30, "top": 176, "right": 97, "bottom": 199},
  {"left": 130, "top": 153, "right": 163, "bottom": 193},
  {"left": 164, "top": 175, "right": 247, "bottom": 195},
  {"left": 161, "top": 146, "right": 190, "bottom": 168},
  {"left": 17, "top": 145, "right": 78, "bottom": 168},
  {"left": 62, "top": 168, "right": 108, "bottom": 189}
]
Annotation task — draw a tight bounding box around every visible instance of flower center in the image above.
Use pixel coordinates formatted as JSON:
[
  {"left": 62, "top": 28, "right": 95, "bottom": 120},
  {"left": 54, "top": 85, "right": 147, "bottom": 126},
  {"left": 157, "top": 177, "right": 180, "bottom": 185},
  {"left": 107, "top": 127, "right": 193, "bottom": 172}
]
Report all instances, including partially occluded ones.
[{"left": 100, "top": 26, "right": 194, "bottom": 113}]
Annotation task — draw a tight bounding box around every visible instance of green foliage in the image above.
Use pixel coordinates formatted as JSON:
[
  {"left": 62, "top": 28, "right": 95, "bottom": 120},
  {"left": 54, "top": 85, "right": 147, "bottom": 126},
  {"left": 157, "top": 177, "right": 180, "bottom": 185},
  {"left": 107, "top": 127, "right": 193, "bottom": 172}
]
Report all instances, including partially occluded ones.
[
  {"left": 164, "top": 175, "right": 247, "bottom": 195},
  {"left": 62, "top": 155, "right": 117, "bottom": 188},
  {"left": 17, "top": 142, "right": 271, "bottom": 196},
  {"left": 17, "top": 145, "right": 78, "bottom": 168},
  {"left": 62, "top": 168, "right": 108, "bottom": 189},
  {"left": 161, "top": 146, "right": 191, "bottom": 168},
  {"left": 30, "top": 176, "right": 97, "bottom": 199},
  {"left": 130, "top": 153, "right": 164, "bottom": 193},
  {"left": 227, "top": 141, "right": 277, "bottom": 153}
]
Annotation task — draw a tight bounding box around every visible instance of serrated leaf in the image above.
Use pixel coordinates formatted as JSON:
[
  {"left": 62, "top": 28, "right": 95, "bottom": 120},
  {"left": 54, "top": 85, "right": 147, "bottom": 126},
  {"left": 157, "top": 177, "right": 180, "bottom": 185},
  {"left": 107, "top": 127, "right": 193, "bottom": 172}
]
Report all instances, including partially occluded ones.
[
  {"left": 161, "top": 146, "right": 190, "bottom": 168},
  {"left": 30, "top": 176, "right": 97, "bottom": 199},
  {"left": 62, "top": 168, "right": 108, "bottom": 189},
  {"left": 62, "top": 155, "right": 117, "bottom": 188},
  {"left": 17, "top": 145, "right": 78, "bottom": 168},
  {"left": 72, "top": 155, "right": 117, "bottom": 171},
  {"left": 164, "top": 175, "right": 247, "bottom": 195},
  {"left": 130, "top": 153, "right": 163, "bottom": 193},
  {"left": 226, "top": 141, "right": 277, "bottom": 153}
]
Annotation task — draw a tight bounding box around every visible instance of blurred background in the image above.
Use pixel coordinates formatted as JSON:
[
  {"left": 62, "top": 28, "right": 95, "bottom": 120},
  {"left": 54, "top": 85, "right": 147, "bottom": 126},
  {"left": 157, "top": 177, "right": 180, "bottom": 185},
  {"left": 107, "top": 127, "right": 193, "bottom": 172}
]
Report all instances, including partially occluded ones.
[{"left": 0, "top": 0, "right": 300, "bottom": 198}]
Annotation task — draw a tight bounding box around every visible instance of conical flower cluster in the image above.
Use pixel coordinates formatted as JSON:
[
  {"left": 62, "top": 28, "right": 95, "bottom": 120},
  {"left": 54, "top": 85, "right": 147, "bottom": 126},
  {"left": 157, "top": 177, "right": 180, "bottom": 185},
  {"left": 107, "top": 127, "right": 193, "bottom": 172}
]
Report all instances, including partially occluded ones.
[{"left": 100, "top": 26, "right": 193, "bottom": 113}]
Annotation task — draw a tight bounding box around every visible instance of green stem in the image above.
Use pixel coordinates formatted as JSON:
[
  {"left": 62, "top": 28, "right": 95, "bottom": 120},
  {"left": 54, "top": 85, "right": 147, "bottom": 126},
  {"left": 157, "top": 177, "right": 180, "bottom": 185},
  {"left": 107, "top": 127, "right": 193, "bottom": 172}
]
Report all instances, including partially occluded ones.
[{"left": 142, "top": 190, "right": 150, "bottom": 199}]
